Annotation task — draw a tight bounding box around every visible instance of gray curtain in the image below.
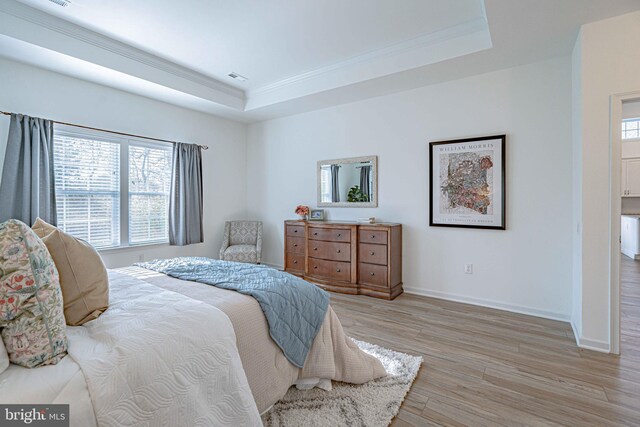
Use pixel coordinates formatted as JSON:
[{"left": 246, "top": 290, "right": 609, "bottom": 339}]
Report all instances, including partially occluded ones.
[
  {"left": 360, "top": 165, "right": 371, "bottom": 202},
  {"left": 0, "top": 114, "right": 57, "bottom": 225},
  {"left": 331, "top": 164, "right": 340, "bottom": 203},
  {"left": 169, "top": 142, "right": 203, "bottom": 245}
]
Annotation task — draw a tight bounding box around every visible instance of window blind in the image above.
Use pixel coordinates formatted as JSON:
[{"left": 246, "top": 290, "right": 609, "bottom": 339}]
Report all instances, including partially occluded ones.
[{"left": 54, "top": 133, "right": 121, "bottom": 249}]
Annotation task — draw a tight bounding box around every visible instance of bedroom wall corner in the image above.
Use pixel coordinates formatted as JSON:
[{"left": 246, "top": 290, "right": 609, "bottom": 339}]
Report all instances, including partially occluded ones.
[{"left": 245, "top": 56, "right": 574, "bottom": 322}]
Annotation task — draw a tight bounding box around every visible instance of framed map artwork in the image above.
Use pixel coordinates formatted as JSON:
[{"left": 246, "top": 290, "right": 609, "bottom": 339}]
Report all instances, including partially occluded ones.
[{"left": 429, "top": 135, "right": 506, "bottom": 230}]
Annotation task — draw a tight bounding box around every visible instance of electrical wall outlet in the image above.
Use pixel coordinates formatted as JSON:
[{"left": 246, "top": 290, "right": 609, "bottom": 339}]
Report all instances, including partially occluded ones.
[{"left": 464, "top": 264, "right": 473, "bottom": 274}]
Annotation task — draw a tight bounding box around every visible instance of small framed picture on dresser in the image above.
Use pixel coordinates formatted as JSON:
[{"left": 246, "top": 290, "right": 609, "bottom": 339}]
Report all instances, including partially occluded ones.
[
  {"left": 429, "top": 134, "right": 506, "bottom": 230},
  {"left": 309, "top": 209, "right": 325, "bottom": 221}
]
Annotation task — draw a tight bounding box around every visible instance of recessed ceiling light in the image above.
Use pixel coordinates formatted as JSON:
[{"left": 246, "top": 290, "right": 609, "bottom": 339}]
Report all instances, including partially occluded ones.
[
  {"left": 228, "top": 72, "right": 248, "bottom": 82},
  {"left": 48, "top": 0, "right": 72, "bottom": 6}
]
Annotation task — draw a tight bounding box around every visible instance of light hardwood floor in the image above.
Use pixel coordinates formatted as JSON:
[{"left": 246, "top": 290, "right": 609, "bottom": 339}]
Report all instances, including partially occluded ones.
[{"left": 329, "top": 257, "right": 640, "bottom": 426}]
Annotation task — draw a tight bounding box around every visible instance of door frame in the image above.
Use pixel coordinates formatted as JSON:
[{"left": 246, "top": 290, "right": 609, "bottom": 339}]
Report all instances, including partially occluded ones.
[{"left": 610, "top": 91, "right": 640, "bottom": 355}]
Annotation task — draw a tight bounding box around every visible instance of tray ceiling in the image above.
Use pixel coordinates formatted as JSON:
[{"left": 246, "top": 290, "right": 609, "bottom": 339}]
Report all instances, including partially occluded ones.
[{"left": 1, "top": 0, "right": 639, "bottom": 122}]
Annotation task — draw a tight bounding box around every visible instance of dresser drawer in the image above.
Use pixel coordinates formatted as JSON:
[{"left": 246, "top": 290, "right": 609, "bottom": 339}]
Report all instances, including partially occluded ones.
[
  {"left": 359, "top": 263, "right": 388, "bottom": 287},
  {"left": 309, "top": 227, "right": 351, "bottom": 243},
  {"left": 359, "top": 243, "right": 387, "bottom": 265},
  {"left": 308, "top": 240, "right": 351, "bottom": 262},
  {"left": 286, "top": 253, "right": 304, "bottom": 272},
  {"left": 286, "top": 225, "right": 305, "bottom": 237},
  {"left": 308, "top": 258, "right": 351, "bottom": 282},
  {"left": 359, "top": 229, "right": 388, "bottom": 245},
  {"left": 286, "top": 236, "right": 305, "bottom": 255}
]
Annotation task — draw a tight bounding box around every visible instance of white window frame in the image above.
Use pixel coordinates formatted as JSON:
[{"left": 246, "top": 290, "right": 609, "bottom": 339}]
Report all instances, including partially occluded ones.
[
  {"left": 54, "top": 125, "right": 173, "bottom": 250},
  {"left": 622, "top": 117, "right": 640, "bottom": 141}
]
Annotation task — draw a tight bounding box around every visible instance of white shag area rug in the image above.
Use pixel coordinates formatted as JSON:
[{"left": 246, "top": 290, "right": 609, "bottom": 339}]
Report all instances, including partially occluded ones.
[{"left": 262, "top": 339, "right": 423, "bottom": 427}]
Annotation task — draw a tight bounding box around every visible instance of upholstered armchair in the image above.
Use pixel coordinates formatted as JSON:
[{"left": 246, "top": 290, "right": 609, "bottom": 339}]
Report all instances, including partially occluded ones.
[{"left": 219, "top": 221, "right": 263, "bottom": 264}]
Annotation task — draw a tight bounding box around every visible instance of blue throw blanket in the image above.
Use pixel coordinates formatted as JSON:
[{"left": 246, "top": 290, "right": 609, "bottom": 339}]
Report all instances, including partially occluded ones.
[{"left": 135, "top": 257, "right": 330, "bottom": 368}]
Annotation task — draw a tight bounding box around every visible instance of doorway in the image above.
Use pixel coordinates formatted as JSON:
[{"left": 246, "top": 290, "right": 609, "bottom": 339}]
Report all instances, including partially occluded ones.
[{"left": 611, "top": 93, "right": 640, "bottom": 355}]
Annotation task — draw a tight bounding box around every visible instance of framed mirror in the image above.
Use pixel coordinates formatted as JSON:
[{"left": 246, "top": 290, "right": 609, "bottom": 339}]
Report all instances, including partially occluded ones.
[{"left": 317, "top": 155, "right": 378, "bottom": 207}]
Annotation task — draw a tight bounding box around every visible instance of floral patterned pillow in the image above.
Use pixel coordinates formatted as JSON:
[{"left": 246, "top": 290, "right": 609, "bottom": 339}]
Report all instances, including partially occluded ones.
[
  {"left": 0, "top": 336, "right": 8, "bottom": 373},
  {"left": 0, "top": 219, "right": 67, "bottom": 368}
]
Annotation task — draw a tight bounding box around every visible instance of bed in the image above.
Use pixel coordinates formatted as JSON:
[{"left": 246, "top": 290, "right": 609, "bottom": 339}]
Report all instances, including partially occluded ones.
[{"left": 0, "top": 262, "right": 386, "bottom": 426}]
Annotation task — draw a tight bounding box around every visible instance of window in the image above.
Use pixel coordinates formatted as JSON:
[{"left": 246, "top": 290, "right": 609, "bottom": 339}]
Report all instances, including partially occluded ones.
[
  {"left": 128, "top": 144, "right": 172, "bottom": 244},
  {"left": 54, "top": 128, "right": 172, "bottom": 249},
  {"left": 320, "top": 165, "right": 331, "bottom": 203},
  {"left": 54, "top": 133, "right": 121, "bottom": 248},
  {"left": 622, "top": 118, "right": 640, "bottom": 140}
]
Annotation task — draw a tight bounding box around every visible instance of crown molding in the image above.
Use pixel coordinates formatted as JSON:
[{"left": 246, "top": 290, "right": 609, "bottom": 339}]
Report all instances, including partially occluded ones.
[
  {"left": 0, "top": 1, "right": 243, "bottom": 100},
  {"left": 1, "top": 0, "right": 491, "bottom": 116},
  {"left": 249, "top": 16, "right": 489, "bottom": 97}
]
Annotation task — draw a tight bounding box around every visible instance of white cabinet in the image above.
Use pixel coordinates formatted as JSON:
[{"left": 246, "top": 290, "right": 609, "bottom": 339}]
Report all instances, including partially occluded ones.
[
  {"left": 622, "top": 215, "right": 640, "bottom": 259},
  {"left": 621, "top": 158, "right": 640, "bottom": 197}
]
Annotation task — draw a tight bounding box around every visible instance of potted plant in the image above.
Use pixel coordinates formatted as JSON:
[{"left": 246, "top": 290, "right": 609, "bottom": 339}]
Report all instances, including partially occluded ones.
[
  {"left": 294, "top": 205, "right": 310, "bottom": 220},
  {"left": 347, "top": 186, "right": 369, "bottom": 202}
]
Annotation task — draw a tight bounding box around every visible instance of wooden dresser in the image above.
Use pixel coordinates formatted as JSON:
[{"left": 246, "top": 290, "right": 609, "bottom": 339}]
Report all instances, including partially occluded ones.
[{"left": 284, "top": 220, "right": 402, "bottom": 299}]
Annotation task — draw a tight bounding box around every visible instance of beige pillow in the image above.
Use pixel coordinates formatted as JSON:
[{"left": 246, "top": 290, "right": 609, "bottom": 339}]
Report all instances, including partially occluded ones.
[{"left": 32, "top": 218, "right": 109, "bottom": 326}]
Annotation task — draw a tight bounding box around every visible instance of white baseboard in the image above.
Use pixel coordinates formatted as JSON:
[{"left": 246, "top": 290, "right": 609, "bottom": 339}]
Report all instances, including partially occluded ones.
[
  {"left": 569, "top": 319, "right": 580, "bottom": 348},
  {"left": 621, "top": 248, "right": 638, "bottom": 260},
  {"left": 577, "top": 338, "right": 610, "bottom": 353},
  {"left": 570, "top": 320, "right": 610, "bottom": 353},
  {"left": 263, "top": 262, "right": 284, "bottom": 270},
  {"left": 266, "top": 268, "right": 608, "bottom": 351},
  {"left": 403, "top": 287, "right": 571, "bottom": 322}
]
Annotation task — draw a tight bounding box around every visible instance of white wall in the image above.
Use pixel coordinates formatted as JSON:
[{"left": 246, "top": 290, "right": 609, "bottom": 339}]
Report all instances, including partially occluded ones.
[
  {"left": 572, "top": 10, "right": 640, "bottom": 350},
  {"left": 621, "top": 141, "right": 640, "bottom": 158},
  {"left": 246, "top": 57, "right": 573, "bottom": 320},
  {"left": 623, "top": 100, "right": 640, "bottom": 119},
  {"left": 0, "top": 58, "right": 247, "bottom": 268},
  {"left": 571, "top": 32, "right": 584, "bottom": 338},
  {"left": 621, "top": 198, "right": 640, "bottom": 215}
]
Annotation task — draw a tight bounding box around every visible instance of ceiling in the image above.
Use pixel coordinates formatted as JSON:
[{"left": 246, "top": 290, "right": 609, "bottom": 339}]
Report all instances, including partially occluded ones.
[
  {"left": 13, "top": 0, "right": 486, "bottom": 90},
  {"left": 1, "top": 0, "right": 639, "bottom": 122}
]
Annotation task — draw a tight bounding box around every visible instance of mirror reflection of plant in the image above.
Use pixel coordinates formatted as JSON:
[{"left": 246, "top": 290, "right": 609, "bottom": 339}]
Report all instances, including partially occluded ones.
[{"left": 347, "top": 185, "right": 369, "bottom": 202}]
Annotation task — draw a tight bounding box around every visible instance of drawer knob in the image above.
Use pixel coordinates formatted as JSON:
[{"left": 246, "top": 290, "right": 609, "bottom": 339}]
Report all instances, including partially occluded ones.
[
  {"left": 370, "top": 251, "right": 375, "bottom": 256},
  {"left": 314, "top": 232, "right": 318, "bottom": 236},
  {"left": 293, "top": 260, "right": 298, "bottom": 264},
  {"left": 314, "top": 266, "right": 318, "bottom": 269},
  {"left": 313, "top": 247, "right": 318, "bottom": 251},
  {"left": 336, "top": 268, "right": 341, "bottom": 272},
  {"left": 294, "top": 229, "right": 298, "bottom": 233},
  {"left": 337, "top": 249, "right": 341, "bottom": 253},
  {"left": 370, "top": 272, "right": 375, "bottom": 276},
  {"left": 294, "top": 244, "right": 298, "bottom": 247},
  {"left": 371, "top": 235, "right": 375, "bottom": 238},
  {"left": 337, "top": 233, "right": 342, "bottom": 237}
]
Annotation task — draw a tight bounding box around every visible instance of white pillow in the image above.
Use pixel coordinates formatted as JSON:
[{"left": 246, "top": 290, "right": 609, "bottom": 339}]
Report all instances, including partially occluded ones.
[{"left": 0, "top": 337, "right": 8, "bottom": 374}]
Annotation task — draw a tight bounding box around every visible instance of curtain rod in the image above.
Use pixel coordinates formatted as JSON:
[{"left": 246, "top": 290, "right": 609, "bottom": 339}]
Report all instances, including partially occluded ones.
[{"left": 0, "top": 111, "right": 209, "bottom": 150}]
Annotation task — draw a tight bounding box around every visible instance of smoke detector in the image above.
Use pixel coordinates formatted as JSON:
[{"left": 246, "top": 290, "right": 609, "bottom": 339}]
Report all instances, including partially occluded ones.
[
  {"left": 48, "top": 0, "right": 72, "bottom": 6},
  {"left": 228, "top": 72, "right": 248, "bottom": 82}
]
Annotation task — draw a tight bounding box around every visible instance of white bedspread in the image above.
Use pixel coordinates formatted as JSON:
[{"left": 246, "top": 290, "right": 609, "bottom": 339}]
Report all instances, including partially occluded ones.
[
  {"left": 0, "top": 356, "right": 97, "bottom": 427},
  {"left": 65, "top": 271, "right": 261, "bottom": 427}
]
